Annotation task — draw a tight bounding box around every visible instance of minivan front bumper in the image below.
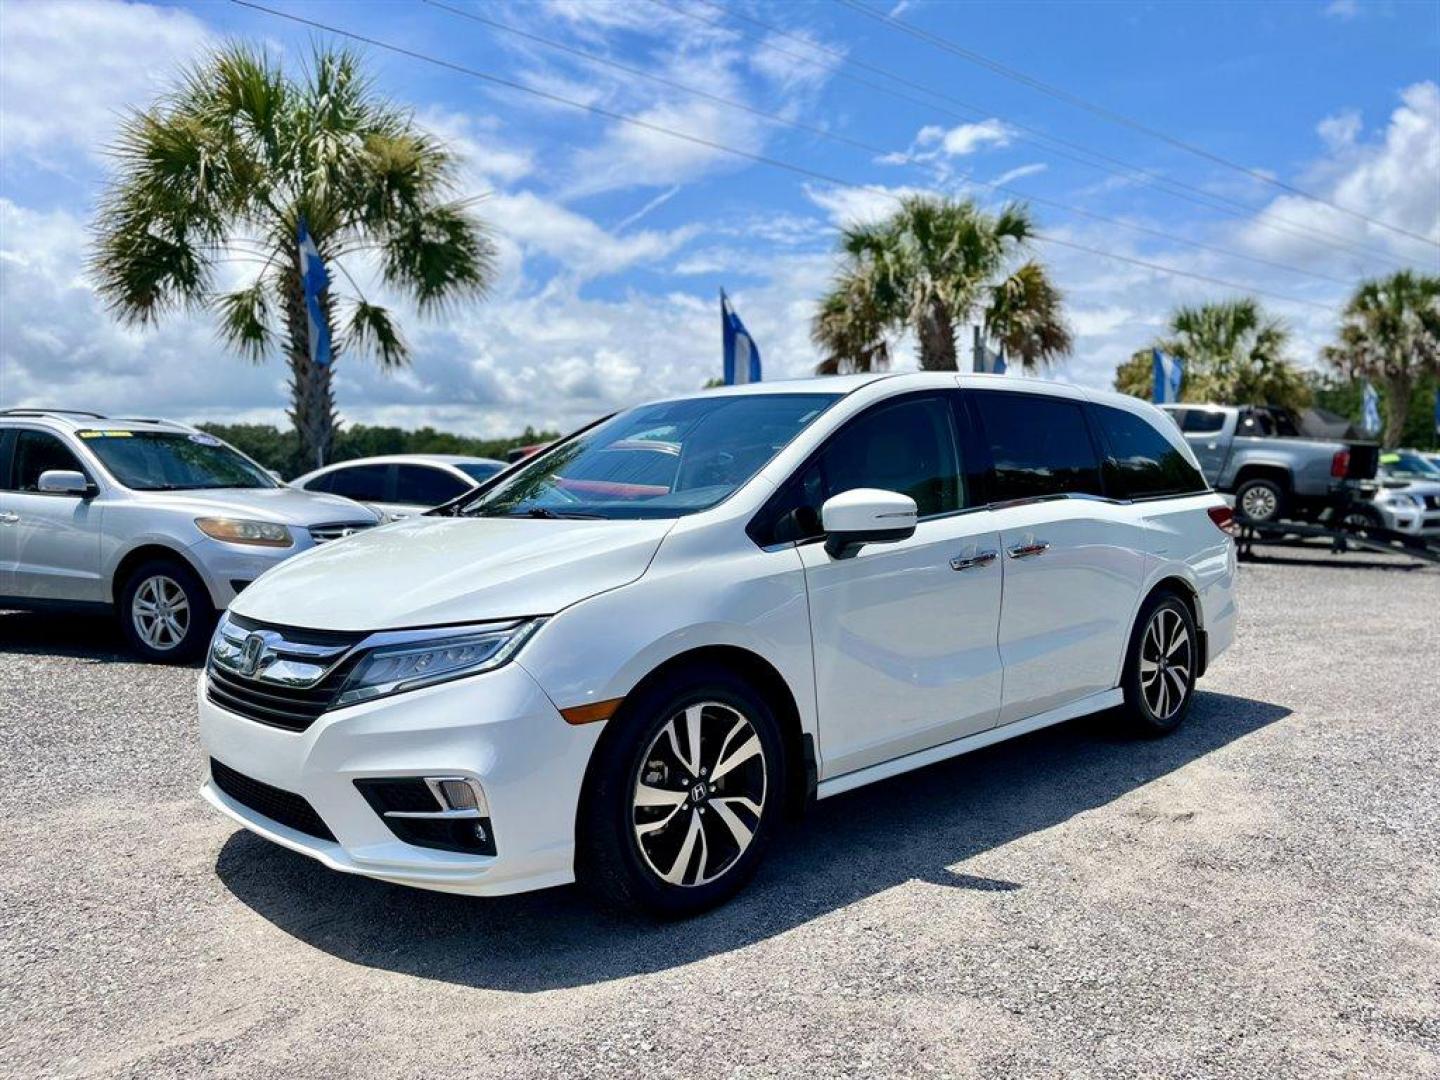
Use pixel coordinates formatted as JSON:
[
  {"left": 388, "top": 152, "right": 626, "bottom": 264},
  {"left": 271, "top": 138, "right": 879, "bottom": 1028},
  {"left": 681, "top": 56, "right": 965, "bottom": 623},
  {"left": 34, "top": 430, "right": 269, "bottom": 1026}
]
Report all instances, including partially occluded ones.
[{"left": 196, "top": 661, "right": 603, "bottom": 897}]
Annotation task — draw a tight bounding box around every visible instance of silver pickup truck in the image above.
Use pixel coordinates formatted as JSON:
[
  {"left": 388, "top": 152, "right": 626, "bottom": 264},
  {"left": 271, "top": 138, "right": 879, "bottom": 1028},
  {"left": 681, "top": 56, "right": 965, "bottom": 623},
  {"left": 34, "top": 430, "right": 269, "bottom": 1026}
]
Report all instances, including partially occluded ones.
[{"left": 1158, "top": 404, "right": 1379, "bottom": 523}]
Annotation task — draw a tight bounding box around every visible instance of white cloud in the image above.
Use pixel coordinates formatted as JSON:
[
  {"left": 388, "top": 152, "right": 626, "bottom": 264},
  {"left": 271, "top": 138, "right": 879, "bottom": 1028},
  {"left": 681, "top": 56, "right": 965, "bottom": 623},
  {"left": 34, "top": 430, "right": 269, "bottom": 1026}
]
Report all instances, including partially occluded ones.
[
  {"left": 992, "top": 162, "right": 1049, "bottom": 187},
  {"left": 1324, "top": 0, "right": 1360, "bottom": 20},
  {"left": 0, "top": 0, "right": 210, "bottom": 169},
  {"left": 1238, "top": 80, "right": 1440, "bottom": 266},
  {"left": 878, "top": 119, "right": 1015, "bottom": 168}
]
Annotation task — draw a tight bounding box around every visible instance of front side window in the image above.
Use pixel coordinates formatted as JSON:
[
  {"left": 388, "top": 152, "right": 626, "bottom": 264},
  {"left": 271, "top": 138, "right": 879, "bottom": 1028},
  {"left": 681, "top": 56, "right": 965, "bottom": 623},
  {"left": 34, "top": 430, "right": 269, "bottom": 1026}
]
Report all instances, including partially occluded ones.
[
  {"left": 462, "top": 393, "right": 839, "bottom": 520},
  {"left": 394, "top": 465, "right": 470, "bottom": 506},
  {"left": 7, "top": 430, "right": 88, "bottom": 491},
  {"left": 971, "top": 392, "right": 1103, "bottom": 501},
  {"left": 325, "top": 463, "right": 390, "bottom": 502},
  {"left": 754, "top": 393, "right": 964, "bottom": 544},
  {"left": 1092, "top": 405, "right": 1208, "bottom": 499},
  {"left": 77, "top": 430, "right": 274, "bottom": 491}
]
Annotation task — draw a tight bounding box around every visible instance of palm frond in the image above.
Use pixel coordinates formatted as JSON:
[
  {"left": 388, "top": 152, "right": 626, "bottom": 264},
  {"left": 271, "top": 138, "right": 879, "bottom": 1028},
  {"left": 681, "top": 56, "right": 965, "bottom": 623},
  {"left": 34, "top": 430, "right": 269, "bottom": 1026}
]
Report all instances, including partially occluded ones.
[
  {"left": 344, "top": 299, "right": 409, "bottom": 369},
  {"left": 380, "top": 201, "right": 497, "bottom": 312},
  {"left": 215, "top": 278, "right": 275, "bottom": 361}
]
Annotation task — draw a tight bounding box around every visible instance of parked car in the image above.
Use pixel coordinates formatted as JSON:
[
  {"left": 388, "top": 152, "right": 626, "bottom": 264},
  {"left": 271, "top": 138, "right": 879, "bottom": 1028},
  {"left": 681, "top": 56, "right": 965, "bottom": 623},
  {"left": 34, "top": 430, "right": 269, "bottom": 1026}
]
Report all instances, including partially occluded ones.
[
  {"left": 293, "top": 453, "right": 506, "bottom": 520},
  {"left": 198, "top": 375, "right": 1237, "bottom": 916},
  {"left": 0, "top": 410, "right": 380, "bottom": 661},
  {"left": 1158, "top": 404, "right": 1378, "bottom": 524},
  {"left": 1368, "top": 449, "right": 1440, "bottom": 538}
]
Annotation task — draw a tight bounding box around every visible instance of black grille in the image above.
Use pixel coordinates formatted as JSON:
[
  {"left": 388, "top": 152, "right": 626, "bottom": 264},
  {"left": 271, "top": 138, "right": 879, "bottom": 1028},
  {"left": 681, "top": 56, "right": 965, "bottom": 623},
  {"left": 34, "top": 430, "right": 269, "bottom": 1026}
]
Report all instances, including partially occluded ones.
[
  {"left": 210, "top": 758, "right": 335, "bottom": 841},
  {"left": 1426, "top": 495, "right": 1440, "bottom": 510},
  {"left": 205, "top": 615, "right": 364, "bottom": 732},
  {"left": 309, "top": 521, "right": 376, "bottom": 543}
]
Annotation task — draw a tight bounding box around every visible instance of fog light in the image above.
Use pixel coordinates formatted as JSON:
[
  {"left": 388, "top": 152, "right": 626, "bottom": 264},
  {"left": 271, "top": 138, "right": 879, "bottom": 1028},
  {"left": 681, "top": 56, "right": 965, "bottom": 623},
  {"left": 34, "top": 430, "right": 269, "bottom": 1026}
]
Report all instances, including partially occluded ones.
[{"left": 438, "top": 779, "right": 479, "bottom": 811}]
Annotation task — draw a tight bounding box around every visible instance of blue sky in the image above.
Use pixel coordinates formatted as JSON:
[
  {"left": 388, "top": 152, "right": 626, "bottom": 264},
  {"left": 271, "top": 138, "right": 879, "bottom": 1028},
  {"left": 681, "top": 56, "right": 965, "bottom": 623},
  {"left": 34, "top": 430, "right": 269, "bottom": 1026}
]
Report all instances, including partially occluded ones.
[{"left": 2, "top": 0, "right": 1437, "bottom": 436}]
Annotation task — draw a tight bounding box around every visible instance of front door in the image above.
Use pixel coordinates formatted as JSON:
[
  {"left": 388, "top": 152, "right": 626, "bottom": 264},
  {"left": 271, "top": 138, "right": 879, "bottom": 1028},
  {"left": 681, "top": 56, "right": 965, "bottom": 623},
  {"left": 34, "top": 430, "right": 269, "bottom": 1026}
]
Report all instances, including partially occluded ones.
[
  {"left": 791, "top": 392, "right": 1003, "bottom": 779},
  {"left": 3, "top": 429, "right": 104, "bottom": 603}
]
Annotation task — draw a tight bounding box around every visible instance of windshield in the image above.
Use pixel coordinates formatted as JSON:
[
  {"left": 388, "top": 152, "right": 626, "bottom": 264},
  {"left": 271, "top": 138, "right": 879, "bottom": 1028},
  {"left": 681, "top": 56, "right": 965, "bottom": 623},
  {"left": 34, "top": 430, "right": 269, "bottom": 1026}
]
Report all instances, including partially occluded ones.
[
  {"left": 460, "top": 393, "right": 839, "bottom": 520},
  {"left": 456, "top": 461, "right": 505, "bottom": 482},
  {"left": 78, "top": 430, "right": 277, "bottom": 491},
  {"left": 1380, "top": 451, "right": 1440, "bottom": 480}
]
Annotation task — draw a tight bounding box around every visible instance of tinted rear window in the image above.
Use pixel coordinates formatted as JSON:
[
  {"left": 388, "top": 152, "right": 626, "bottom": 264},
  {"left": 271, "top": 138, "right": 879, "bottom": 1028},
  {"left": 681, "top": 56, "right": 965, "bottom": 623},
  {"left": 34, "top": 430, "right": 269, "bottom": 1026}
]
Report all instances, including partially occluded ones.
[
  {"left": 971, "top": 392, "right": 1103, "bottom": 501},
  {"left": 1182, "top": 409, "right": 1226, "bottom": 434},
  {"left": 1091, "top": 405, "right": 1208, "bottom": 499}
]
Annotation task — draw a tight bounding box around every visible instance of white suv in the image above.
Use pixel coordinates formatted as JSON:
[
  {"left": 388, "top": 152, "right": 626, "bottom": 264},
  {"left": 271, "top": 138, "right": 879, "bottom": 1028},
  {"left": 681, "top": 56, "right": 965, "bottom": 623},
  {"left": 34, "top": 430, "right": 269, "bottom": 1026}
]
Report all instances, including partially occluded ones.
[
  {"left": 0, "top": 410, "right": 379, "bottom": 661},
  {"left": 197, "top": 375, "right": 1238, "bottom": 916}
]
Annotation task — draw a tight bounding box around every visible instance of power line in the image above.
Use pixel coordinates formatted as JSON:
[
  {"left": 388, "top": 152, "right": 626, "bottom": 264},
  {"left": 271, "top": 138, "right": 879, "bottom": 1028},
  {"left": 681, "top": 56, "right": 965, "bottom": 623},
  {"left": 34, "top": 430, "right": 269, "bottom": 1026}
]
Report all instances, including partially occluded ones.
[
  {"left": 673, "top": 0, "right": 1417, "bottom": 272},
  {"left": 424, "top": 0, "right": 1356, "bottom": 289},
  {"left": 230, "top": 0, "right": 1336, "bottom": 313},
  {"left": 834, "top": 0, "right": 1440, "bottom": 250}
]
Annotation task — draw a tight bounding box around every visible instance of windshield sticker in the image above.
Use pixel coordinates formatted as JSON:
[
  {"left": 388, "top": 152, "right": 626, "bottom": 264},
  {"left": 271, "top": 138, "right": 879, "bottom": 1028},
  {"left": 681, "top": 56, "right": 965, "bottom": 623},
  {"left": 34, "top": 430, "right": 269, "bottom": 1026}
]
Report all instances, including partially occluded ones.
[
  {"left": 77, "top": 430, "right": 133, "bottom": 438},
  {"left": 188, "top": 433, "right": 222, "bottom": 446}
]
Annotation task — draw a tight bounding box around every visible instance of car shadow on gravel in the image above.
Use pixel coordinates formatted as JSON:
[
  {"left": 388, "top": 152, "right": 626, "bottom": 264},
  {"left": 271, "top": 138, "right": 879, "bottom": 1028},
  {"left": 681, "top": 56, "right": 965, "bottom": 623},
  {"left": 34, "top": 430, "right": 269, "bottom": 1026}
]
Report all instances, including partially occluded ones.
[
  {"left": 0, "top": 610, "right": 137, "bottom": 662},
  {"left": 215, "top": 690, "right": 1289, "bottom": 991}
]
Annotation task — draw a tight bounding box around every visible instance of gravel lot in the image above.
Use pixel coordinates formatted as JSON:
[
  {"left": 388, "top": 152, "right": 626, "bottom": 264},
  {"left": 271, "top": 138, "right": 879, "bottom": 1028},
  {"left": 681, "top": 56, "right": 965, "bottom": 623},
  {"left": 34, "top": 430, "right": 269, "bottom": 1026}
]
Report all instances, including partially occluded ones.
[{"left": 2, "top": 545, "right": 1437, "bottom": 1079}]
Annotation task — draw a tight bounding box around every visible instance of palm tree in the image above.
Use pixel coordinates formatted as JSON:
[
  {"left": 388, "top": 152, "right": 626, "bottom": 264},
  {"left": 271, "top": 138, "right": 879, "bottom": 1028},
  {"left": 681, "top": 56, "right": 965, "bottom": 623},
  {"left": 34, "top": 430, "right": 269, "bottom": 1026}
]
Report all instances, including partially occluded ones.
[
  {"left": 1322, "top": 271, "right": 1440, "bottom": 448},
  {"left": 91, "top": 45, "right": 496, "bottom": 467},
  {"left": 811, "top": 195, "right": 1070, "bottom": 373},
  {"left": 1115, "top": 298, "right": 1310, "bottom": 411}
]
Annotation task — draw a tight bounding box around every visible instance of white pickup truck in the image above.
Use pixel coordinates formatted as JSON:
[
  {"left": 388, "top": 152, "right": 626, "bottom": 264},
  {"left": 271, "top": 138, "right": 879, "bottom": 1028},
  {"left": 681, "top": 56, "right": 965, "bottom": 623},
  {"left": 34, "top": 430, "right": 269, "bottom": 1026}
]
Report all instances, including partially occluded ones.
[{"left": 1159, "top": 404, "right": 1379, "bottom": 524}]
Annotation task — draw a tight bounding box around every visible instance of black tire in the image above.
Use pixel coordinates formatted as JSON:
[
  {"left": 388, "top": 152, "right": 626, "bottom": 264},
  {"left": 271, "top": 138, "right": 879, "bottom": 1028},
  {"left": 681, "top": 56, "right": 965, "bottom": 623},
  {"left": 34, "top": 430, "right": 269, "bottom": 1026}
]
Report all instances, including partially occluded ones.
[
  {"left": 1118, "top": 592, "right": 1199, "bottom": 737},
  {"left": 117, "top": 557, "right": 216, "bottom": 664},
  {"left": 1234, "top": 477, "right": 1286, "bottom": 524},
  {"left": 1339, "top": 505, "right": 1383, "bottom": 535},
  {"left": 577, "top": 663, "right": 787, "bottom": 918}
]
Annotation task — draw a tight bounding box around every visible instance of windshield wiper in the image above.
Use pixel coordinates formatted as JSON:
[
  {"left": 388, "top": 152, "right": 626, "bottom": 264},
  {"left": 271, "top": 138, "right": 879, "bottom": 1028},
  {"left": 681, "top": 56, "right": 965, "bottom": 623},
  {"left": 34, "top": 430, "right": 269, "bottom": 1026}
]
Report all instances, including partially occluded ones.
[{"left": 502, "top": 507, "right": 604, "bottom": 520}]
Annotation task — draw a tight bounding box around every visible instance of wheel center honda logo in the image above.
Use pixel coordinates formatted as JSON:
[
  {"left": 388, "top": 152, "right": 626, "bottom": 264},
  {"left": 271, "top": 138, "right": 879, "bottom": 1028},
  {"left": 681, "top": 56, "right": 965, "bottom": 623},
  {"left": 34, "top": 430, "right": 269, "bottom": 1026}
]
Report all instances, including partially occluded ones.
[{"left": 691, "top": 781, "right": 708, "bottom": 804}]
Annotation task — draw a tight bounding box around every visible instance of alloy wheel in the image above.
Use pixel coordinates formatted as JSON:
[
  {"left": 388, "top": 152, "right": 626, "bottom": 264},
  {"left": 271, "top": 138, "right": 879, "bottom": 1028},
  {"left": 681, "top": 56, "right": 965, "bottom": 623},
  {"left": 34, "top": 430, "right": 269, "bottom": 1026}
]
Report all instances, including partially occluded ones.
[
  {"left": 1139, "top": 608, "right": 1192, "bottom": 721},
  {"left": 1240, "top": 485, "right": 1277, "bottom": 520},
  {"left": 131, "top": 574, "right": 191, "bottom": 652},
  {"left": 631, "top": 701, "right": 768, "bottom": 888}
]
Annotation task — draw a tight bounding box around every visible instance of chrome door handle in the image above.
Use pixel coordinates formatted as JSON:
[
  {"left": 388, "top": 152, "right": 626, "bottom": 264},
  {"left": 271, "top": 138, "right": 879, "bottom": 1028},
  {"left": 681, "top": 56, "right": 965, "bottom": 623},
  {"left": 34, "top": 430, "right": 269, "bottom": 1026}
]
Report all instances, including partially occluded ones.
[
  {"left": 0, "top": 512, "right": 18, "bottom": 525},
  {"left": 1007, "top": 541, "right": 1049, "bottom": 559},
  {"left": 949, "top": 550, "right": 997, "bottom": 571}
]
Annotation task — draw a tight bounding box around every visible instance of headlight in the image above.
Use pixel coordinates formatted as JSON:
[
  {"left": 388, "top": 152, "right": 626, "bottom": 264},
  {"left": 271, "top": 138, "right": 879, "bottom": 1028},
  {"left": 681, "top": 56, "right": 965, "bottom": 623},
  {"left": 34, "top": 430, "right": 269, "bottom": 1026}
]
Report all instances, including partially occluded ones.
[
  {"left": 195, "top": 517, "right": 293, "bottom": 547},
  {"left": 334, "top": 619, "right": 543, "bottom": 706},
  {"left": 1383, "top": 494, "right": 1422, "bottom": 509}
]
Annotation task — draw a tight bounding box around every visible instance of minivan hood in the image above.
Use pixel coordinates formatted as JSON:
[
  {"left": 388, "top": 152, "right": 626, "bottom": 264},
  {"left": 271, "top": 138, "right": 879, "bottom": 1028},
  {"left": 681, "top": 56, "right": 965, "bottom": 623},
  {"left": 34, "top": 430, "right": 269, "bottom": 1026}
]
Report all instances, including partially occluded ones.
[
  {"left": 229, "top": 515, "right": 675, "bottom": 631},
  {"left": 137, "top": 485, "right": 379, "bottom": 525}
]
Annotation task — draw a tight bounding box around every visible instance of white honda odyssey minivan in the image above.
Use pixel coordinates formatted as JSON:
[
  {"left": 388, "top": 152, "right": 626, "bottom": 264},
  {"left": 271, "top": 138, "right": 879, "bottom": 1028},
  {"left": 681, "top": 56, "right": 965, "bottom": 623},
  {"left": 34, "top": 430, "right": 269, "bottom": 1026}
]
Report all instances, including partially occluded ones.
[{"left": 198, "top": 374, "right": 1238, "bottom": 916}]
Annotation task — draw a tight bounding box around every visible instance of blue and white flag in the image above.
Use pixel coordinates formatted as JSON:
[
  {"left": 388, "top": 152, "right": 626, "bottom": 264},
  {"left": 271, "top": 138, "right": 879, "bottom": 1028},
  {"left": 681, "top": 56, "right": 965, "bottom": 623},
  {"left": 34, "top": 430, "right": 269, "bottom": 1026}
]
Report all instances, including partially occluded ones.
[
  {"left": 297, "top": 216, "right": 332, "bottom": 368},
  {"left": 1361, "top": 381, "right": 1381, "bottom": 436},
  {"left": 1152, "top": 347, "right": 1183, "bottom": 405},
  {"left": 721, "top": 289, "right": 761, "bottom": 386}
]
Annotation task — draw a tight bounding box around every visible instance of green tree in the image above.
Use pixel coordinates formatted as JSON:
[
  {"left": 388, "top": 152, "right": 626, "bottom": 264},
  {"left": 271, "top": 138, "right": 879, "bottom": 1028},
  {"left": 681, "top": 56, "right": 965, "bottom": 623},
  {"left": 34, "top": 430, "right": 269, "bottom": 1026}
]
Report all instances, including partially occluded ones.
[
  {"left": 92, "top": 45, "right": 497, "bottom": 469},
  {"left": 812, "top": 195, "right": 1071, "bottom": 373},
  {"left": 1321, "top": 270, "right": 1440, "bottom": 449},
  {"left": 1113, "top": 299, "right": 1310, "bottom": 412}
]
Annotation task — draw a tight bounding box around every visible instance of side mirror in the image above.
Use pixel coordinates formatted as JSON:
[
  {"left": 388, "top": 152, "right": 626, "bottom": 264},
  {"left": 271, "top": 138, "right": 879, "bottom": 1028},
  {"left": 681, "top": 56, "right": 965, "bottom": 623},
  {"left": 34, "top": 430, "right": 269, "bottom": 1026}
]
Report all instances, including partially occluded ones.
[
  {"left": 37, "top": 469, "right": 94, "bottom": 497},
  {"left": 821, "top": 488, "right": 918, "bottom": 558}
]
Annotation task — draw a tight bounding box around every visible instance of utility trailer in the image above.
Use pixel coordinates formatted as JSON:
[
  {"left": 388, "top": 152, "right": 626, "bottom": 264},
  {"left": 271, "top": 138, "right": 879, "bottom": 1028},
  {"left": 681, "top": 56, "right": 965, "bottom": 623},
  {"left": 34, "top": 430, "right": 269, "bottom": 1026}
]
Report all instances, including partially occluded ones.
[{"left": 1235, "top": 513, "right": 1440, "bottom": 566}]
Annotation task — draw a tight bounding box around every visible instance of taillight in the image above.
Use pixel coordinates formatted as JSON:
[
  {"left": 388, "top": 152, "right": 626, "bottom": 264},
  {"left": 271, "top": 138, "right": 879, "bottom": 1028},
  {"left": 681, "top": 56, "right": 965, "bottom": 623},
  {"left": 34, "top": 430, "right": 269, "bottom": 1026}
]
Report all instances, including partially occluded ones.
[
  {"left": 1208, "top": 505, "right": 1238, "bottom": 537},
  {"left": 1331, "top": 449, "right": 1350, "bottom": 478}
]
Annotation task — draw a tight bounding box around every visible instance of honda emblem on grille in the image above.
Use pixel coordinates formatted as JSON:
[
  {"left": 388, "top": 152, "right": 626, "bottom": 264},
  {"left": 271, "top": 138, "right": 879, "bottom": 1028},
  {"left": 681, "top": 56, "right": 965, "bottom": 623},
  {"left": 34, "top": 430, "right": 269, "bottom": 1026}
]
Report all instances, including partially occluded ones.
[{"left": 239, "top": 632, "right": 267, "bottom": 677}]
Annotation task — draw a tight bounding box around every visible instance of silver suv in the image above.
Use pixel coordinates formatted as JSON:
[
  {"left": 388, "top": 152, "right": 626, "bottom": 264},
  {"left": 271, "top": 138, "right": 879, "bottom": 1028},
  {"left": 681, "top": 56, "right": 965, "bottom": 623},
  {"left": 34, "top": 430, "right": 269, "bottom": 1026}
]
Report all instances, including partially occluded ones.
[{"left": 0, "top": 410, "right": 380, "bottom": 662}]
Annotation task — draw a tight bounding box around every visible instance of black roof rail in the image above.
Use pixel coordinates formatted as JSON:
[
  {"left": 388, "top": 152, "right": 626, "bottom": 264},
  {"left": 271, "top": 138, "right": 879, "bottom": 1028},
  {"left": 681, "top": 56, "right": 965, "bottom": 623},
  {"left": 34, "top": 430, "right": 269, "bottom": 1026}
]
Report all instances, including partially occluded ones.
[
  {"left": 0, "top": 408, "right": 108, "bottom": 419},
  {"left": 111, "top": 417, "right": 165, "bottom": 424}
]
